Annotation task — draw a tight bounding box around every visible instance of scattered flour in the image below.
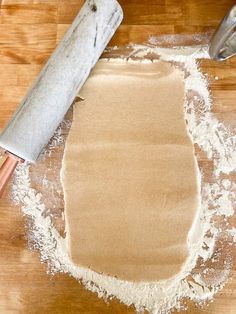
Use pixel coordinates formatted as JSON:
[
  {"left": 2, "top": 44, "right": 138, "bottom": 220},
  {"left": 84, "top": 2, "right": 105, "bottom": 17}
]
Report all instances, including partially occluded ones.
[{"left": 9, "top": 44, "right": 236, "bottom": 314}]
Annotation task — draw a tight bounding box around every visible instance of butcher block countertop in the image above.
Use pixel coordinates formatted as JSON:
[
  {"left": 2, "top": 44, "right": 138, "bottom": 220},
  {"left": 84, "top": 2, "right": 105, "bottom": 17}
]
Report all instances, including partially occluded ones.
[{"left": 0, "top": 0, "right": 236, "bottom": 313}]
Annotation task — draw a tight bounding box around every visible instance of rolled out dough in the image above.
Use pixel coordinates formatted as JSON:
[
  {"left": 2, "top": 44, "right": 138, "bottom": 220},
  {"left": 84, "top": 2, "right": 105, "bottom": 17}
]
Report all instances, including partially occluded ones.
[{"left": 62, "top": 59, "right": 199, "bottom": 282}]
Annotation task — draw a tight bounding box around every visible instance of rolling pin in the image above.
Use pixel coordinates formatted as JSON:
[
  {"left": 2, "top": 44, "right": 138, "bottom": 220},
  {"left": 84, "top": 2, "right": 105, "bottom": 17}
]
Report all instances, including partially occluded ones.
[{"left": 0, "top": 0, "right": 123, "bottom": 197}]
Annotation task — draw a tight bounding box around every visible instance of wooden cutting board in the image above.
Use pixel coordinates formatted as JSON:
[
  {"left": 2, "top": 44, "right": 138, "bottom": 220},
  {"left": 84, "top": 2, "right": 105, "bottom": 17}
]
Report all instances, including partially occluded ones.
[{"left": 0, "top": 0, "right": 236, "bottom": 313}]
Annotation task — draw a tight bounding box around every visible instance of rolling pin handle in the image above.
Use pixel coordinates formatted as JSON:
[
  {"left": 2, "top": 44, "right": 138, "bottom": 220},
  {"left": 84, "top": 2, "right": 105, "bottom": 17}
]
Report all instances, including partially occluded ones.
[{"left": 0, "top": 152, "right": 24, "bottom": 198}]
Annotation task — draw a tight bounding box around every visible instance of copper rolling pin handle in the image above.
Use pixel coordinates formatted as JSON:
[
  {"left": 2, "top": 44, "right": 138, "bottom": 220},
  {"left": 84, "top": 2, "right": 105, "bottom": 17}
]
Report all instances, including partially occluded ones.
[{"left": 0, "top": 152, "right": 24, "bottom": 198}]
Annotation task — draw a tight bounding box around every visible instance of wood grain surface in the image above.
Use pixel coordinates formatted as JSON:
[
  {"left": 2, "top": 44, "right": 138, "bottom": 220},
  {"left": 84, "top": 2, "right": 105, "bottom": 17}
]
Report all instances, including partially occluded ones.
[{"left": 0, "top": 0, "right": 236, "bottom": 313}]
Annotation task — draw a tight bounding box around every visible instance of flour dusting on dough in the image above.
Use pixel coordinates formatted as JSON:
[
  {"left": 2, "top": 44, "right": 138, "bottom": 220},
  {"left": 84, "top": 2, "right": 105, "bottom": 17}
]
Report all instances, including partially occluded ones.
[{"left": 10, "top": 45, "right": 236, "bottom": 314}]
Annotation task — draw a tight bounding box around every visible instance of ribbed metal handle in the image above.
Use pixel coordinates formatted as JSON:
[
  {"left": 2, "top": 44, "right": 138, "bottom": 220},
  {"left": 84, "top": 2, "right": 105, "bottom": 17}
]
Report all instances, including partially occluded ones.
[{"left": 209, "top": 5, "right": 236, "bottom": 60}]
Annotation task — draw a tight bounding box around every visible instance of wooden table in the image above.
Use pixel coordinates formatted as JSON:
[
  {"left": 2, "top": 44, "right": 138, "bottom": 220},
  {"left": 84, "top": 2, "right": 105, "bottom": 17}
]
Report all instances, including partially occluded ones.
[{"left": 0, "top": 1, "right": 236, "bottom": 313}]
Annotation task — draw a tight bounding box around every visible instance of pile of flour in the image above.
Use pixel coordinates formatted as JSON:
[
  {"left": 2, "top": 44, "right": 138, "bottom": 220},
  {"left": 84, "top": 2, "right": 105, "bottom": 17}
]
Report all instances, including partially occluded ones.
[{"left": 10, "top": 45, "right": 236, "bottom": 314}]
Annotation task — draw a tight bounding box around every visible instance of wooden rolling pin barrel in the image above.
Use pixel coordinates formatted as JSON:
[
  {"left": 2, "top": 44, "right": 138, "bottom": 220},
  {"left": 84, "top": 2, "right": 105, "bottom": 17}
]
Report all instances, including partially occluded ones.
[{"left": 0, "top": 0, "right": 123, "bottom": 197}]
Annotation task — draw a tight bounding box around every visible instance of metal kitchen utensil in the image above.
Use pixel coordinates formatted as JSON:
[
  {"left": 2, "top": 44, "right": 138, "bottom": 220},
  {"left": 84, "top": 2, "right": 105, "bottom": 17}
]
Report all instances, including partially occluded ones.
[{"left": 209, "top": 5, "right": 236, "bottom": 60}]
